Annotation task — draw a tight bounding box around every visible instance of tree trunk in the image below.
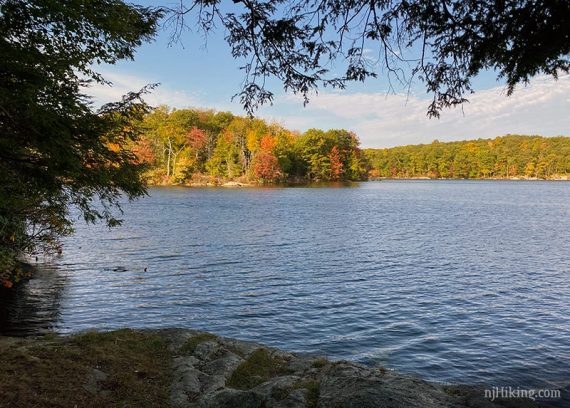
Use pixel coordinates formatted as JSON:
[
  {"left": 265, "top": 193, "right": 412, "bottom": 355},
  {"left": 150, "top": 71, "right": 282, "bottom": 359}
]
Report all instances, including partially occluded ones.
[{"left": 166, "top": 138, "right": 173, "bottom": 177}]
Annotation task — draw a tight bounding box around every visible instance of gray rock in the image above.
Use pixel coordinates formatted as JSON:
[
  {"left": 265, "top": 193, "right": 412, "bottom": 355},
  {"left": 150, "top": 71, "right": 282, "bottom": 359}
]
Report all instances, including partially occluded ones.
[
  {"left": 287, "top": 355, "right": 319, "bottom": 373},
  {"left": 194, "top": 340, "right": 223, "bottom": 361},
  {"left": 317, "top": 363, "right": 454, "bottom": 408},
  {"left": 154, "top": 329, "right": 541, "bottom": 408},
  {"left": 206, "top": 388, "right": 266, "bottom": 408},
  {"left": 170, "top": 365, "right": 202, "bottom": 407},
  {"left": 201, "top": 352, "right": 243, "bottom": 378},
  {"left": 219, "top": 337, "right": 261, "bottom": 357},
  {"left": 83, "top": 368, "right": 110, "bottom": 397},
  {"left": 173, "top": 355, "right": 201, "bottom": 369},
  {"left": 272, "top": 388, "right": 308, "bottom": 408},
  {"left": 252, "top": 375, "right": 301, "bottom": 400},
  {"left": 199, "top": 370, "right": 227, "bottom": 394}
]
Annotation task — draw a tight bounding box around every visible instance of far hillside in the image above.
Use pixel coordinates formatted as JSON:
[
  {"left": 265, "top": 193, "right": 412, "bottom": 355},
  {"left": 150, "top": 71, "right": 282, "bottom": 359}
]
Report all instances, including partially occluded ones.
[{"left": 364, "top": 135, "right": 570, "bottom": 180}]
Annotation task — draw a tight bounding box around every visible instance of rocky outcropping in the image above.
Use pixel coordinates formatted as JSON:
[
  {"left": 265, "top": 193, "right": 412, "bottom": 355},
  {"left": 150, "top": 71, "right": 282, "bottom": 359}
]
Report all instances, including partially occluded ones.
[{"left": 160, "top": 329, "right": 540, "bottom": 408}]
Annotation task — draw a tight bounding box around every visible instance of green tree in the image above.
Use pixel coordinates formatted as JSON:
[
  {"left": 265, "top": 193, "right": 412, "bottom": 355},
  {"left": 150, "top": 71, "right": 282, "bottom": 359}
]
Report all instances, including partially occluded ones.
[
  {"left": 297, "top": 129, "right": 333, "bottom": 181},
  {"left": 0, "top": 0, "right": 161, "bottom": 284},
  {"left": 364, "top": 135, "right": 570, "bottom": 180},
  {"left": 206, "top": 131, "right": 242, "bottom": 178}
]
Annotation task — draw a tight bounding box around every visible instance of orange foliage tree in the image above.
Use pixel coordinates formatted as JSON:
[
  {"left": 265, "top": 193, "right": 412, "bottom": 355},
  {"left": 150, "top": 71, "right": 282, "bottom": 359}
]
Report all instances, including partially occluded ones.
[
  {"left": 131, "top": 138, "right": 155, "bottom": 164},
  {"left": 329, "top": 145, "right": 343, "bottom": 181},
  {"left": 253, "top": 151, "right": 282, "bottom": 182},
  {"left": 187, "top": 127, "right": 208, "bottom": 153}
]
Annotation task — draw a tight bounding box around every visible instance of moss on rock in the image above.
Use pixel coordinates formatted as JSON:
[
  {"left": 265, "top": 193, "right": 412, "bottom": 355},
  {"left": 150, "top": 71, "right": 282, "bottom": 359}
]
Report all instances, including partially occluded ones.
[{"left": 226, "top": 347, "right": 292, "bottom": 390}]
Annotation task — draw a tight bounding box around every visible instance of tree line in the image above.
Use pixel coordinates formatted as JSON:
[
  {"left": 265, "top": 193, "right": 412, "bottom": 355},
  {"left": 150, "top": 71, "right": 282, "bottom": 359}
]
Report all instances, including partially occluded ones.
[
  {"left": 364, "top": 135, "right": 570, "bottom": 180},
  {"left": 133, "top": 111, "right": 570, "bottom": 183},
  {"left": 131, "top": 106, "right": 368, "bottom": 184}
]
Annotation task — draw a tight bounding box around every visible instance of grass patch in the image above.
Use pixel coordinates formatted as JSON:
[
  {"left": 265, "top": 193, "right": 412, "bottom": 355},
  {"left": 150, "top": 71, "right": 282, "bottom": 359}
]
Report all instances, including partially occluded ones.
[
  {"left": 291, "top": 379, "right": 320, "bottom": 408},
  {"left": 0, "top": 329, "right": 172, "bottom": 408},
  {"left": 226, "top": 348, "right": 291, "bottom": 390},
  {"left": 443, "top": 386, "right": 463, "bottom": 396},
  {"left": 180, "top": 333, "right": 217, "bottom": 354},
  {"left": 311, "top": 357, "right": 328, "bottom": 368}
]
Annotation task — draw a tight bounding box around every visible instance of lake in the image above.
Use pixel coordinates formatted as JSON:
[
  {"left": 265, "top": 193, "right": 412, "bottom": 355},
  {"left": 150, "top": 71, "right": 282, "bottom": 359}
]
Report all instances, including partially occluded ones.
[{"left": 1, "top": 180, "right": 569, "bottom": 401}]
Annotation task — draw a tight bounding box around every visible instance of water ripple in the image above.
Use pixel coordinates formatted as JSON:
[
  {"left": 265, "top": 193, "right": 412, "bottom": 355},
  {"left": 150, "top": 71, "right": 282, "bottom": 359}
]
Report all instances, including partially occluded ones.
[{"left": 1, "top": 181, "right": 569, "bottom": 406}]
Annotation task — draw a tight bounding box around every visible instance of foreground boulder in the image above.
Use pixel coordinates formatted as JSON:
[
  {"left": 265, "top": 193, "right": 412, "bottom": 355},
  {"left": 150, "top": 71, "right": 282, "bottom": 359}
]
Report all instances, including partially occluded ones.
[
  {"left": 0, "top": 329, "right": 546, "bottom": 407},
  {"left": 163, "top": 329, "right": 542, "bottom": 408}
]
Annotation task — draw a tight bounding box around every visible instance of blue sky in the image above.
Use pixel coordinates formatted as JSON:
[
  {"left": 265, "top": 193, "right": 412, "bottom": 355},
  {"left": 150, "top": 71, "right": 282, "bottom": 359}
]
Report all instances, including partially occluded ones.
[{"left": 87, "top": 2, "right": 570, "bottom": 148}]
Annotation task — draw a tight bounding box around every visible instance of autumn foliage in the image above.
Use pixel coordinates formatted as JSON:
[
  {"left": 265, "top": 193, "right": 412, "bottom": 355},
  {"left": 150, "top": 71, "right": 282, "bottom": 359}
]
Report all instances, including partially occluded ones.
[
  {"left": 253, "top": 152, "right": 281, "bottom": 182},
  {"left": 364, "top": 135, "right": 570, "bottom": 179},
  {"left": 187, "top": 127, "right": 208, "bottom": 151},
  {"left": 132, "top": 138, "right": 155, "bottom": 164},
  {"left": 329, "top": 146, "right": 343, "bottom": 181},
  {"left": 134, "top": 106, "right": 368, "bottom": 184}
]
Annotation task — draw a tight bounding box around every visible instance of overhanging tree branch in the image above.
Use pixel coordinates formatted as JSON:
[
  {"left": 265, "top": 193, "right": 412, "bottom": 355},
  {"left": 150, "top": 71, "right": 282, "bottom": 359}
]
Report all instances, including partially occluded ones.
[{"left": 165, "top": 0, "right": 570, "bottom": 116}]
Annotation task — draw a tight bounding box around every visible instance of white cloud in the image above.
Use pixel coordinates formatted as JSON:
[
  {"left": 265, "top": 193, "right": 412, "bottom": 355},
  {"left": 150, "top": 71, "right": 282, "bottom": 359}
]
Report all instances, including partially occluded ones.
[
  {"left": 83, "top": 69, "right": 570, "bottom": 148},
  {"left": 265, "top": 74, "right": 570, "bottom": 147},
  {"left": 83, "top": 71, "right": 202, "bottom": 109}
]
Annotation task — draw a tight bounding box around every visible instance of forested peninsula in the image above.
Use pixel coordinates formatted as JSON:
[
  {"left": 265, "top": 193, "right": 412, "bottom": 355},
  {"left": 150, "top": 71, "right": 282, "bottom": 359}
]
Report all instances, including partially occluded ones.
[
  {"left": 130, "top": 107, "right": 569, "bottom": 185},
  {"left": 131, "top": 107, "right": 367, "bottom": 185}
]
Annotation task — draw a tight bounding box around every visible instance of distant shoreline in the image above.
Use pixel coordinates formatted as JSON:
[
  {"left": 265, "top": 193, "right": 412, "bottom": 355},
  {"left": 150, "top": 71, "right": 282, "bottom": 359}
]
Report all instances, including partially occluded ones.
[
  {"left": 147, "top": 176, "right": 570, "bottom": 188},
  {"left": 370, "top": 176, "right": 570, "bottom": 181}
]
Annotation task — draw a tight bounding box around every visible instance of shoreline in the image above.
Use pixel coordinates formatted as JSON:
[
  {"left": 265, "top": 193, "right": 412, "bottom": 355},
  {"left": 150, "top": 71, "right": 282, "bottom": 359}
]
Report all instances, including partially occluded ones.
[
  {"left": 146, "top": 177, "right": 570, "bottom": 189},
  {"left": 370, "top": 176, "right": 570, "bottom": 181},
  {"left": 0, "top": 328, "right": 549, "bottom": 407}
]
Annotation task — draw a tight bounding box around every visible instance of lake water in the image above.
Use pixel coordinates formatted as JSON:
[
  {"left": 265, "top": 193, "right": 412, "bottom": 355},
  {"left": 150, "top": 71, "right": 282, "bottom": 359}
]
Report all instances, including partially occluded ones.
[{"left": 1, "top": 181, "right": 569, "bottom": 402}]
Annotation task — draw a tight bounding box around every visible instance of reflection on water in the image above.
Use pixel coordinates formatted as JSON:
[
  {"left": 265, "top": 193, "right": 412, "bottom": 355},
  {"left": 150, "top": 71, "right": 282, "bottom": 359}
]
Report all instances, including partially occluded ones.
[
  {"left": 0, "top": 181, "right": 569, "bottom": 405},
  {"left": 0, "top": 263, "right": 66, "bottom": 336}
]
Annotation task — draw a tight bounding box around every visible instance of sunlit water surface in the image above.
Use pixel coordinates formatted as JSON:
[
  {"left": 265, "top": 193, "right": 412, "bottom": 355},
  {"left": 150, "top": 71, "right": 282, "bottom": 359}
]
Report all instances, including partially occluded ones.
[{"left": 1, "top": 181, "right": 569, "bottom": 403}]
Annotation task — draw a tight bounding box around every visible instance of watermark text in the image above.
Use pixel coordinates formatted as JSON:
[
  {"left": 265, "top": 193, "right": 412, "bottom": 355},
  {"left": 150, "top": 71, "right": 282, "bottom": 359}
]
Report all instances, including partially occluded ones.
[{"left": 485, "top": 386, "right": 561, "bottom": 401}]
